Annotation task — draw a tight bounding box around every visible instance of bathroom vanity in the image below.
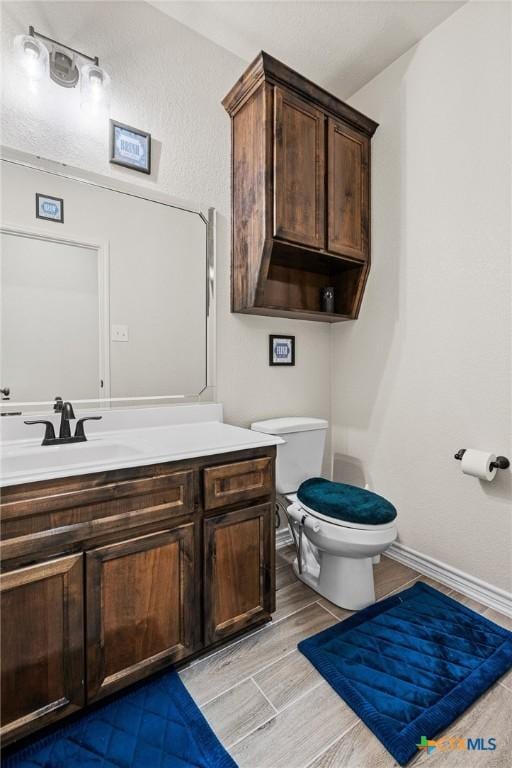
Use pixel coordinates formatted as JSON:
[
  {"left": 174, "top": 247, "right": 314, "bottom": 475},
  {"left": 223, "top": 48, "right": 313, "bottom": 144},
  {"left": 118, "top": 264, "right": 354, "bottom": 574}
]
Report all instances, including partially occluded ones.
[
  {"left": 0, "top": 149, "right": 267, "bottom": 747},
  {"left": 0, "top": 409, "right": 280, "bottom": 746},
  {"left": 0, "top": 147, "right": 282, "bottom": 747}
]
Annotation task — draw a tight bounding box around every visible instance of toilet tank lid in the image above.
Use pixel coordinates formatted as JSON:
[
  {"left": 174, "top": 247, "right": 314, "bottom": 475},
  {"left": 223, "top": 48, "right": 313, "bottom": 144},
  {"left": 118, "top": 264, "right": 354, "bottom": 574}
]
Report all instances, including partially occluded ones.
[{"left": 250, "top": 417, "right": 328, "bottom": 435}]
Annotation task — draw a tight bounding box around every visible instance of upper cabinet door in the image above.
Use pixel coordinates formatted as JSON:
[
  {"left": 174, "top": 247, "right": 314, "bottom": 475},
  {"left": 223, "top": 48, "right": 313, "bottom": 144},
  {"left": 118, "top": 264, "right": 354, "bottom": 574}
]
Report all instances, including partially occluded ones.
[
  {"left": 274, "top": 86, "right": 325, "bottom": 249},
  {"left": 1, "top": 555, "right": 84, "bottom": 745},
  {"left": 86, "top": 524, "right": 197, "bottom": 702},
  {"left": 327, "top": 118, "right": 369, "bottom": 260}
]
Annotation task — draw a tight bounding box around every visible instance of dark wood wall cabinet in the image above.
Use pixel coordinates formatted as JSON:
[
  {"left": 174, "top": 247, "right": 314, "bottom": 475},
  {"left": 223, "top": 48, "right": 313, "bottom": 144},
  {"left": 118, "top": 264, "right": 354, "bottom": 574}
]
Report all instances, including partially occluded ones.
[
  {"left": 0, "top": 446, "right": 276, "bottom": 746},
  {"left": 223, "top": 52, "right": 378, "bottom": 322}
]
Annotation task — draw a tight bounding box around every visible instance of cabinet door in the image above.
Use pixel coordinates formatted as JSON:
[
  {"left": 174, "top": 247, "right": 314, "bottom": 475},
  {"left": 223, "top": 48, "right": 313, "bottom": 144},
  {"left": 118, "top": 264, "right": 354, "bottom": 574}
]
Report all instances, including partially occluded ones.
[
  {"left": 204, "top": 504, "right": 272, "bottom": 644},
  {"left": 1, "top": 555, "right": 84, "bottom": 745},
  {"left": 86, "top": 524, "right": 197, "bottom": 702},
  {"left": 274, "top": 86, "right": 325, "bottom": 249},
  {"left": 327, "top": 118, "right": 369, "bottom": 260}
]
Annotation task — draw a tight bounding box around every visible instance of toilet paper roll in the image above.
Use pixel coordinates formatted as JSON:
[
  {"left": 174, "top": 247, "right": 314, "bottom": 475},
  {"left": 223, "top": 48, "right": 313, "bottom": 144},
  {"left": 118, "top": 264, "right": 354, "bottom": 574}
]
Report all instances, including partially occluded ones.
[{"left": 461, "top": 449, "right": 497, "bottom": 481}]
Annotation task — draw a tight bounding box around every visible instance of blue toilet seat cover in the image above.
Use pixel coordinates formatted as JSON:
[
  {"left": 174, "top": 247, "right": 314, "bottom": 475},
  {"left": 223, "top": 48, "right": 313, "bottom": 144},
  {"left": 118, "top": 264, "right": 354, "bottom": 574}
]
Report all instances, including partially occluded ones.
[{"left": 297, "top": 477, "right": 397, "bottom": 526}]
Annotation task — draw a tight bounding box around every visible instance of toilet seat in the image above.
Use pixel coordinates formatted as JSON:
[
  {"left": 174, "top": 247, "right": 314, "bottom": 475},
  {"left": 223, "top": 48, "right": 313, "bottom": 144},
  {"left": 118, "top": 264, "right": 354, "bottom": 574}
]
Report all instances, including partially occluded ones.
[{"left": 286, "top": 494, "right": 397, "bottom": 531}]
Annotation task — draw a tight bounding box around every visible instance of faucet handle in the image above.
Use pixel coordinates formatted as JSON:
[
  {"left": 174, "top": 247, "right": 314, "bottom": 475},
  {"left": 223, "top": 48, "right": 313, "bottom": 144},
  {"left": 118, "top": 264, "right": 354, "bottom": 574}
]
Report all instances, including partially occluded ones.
[
  {"left": 24, "top": 420, "right": 56, "bottom": 445},
  {"left": 74, "top": 416, "right": 102, "bottom": 440}
]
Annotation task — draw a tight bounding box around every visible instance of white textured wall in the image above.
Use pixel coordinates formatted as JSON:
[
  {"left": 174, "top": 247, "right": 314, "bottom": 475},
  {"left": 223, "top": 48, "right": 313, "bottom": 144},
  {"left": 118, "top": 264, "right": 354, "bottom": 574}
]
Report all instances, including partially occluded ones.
[
  {"left": 0, "top": 0, "right": 331, "bottom": 428},
  {"left": 331, "top": 1, "right": 511, "bottom": 590}
]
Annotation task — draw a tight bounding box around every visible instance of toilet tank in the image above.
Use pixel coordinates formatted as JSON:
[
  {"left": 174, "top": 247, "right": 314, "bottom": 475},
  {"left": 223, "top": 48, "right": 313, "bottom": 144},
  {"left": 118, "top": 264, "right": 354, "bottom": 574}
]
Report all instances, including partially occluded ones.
[{"left": 251, "top": 417, "right": 328, "bottom": 494}]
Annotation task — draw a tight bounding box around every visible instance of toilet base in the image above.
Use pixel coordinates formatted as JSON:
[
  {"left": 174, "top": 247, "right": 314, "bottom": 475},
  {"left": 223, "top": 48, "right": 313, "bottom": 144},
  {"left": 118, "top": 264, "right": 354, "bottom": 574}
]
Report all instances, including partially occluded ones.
[{"left": 293, "top": 553, "right": 376, "bottom": 611}]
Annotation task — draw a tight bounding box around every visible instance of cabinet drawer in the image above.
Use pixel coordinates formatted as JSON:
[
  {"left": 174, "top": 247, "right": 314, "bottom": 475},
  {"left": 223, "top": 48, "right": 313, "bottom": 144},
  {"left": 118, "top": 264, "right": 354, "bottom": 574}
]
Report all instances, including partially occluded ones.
[
  {"left": 1, "top": 469, "right": 194, "bottom": 565},
  {"left": 204, "top": 458, "right": 273, "bottom": 510}
]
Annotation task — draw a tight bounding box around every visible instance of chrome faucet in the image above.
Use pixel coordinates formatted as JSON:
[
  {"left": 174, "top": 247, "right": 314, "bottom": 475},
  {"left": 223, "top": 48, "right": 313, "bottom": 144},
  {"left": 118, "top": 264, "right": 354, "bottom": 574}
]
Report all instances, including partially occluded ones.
[{"left": 25, "top": 398, "right": 102, "bottom": 446}]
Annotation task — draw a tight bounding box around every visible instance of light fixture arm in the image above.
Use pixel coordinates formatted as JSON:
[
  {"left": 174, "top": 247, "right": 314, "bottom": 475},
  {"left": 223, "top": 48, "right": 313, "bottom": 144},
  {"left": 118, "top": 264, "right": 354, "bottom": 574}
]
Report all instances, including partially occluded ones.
[{"left": 28, "top": 25, "right": 99, "bottom": 66}]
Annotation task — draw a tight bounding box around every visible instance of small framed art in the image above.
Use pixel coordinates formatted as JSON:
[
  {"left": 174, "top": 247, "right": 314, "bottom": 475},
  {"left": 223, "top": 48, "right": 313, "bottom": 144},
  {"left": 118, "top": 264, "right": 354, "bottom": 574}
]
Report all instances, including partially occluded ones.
[
  {"left": 110, "top": 120, "right": 151, "bottom": 174},
  {"left": 269, "top": 335, "right": 295, "bottom": 366},
  {"left": 36, "top": 193, "right": 64, "bottom": 223}
]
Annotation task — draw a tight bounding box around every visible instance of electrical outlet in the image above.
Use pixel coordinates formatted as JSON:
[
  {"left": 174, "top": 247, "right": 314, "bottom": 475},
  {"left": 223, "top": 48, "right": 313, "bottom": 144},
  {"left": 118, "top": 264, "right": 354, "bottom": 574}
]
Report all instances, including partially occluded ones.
[{"left": 111, "top": 324, "right": 129, "bottom": 342}]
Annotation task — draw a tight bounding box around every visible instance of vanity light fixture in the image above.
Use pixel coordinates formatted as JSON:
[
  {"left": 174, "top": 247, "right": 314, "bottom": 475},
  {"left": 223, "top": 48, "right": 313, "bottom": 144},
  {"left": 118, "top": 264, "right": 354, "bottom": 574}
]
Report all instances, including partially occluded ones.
[
  {"left": 13, "top": 32, "right": 48, "bottom": 81},
  {"left": 13, "top": 26, "right": 111, "bottom": 111},
  {"left": 81, "top": 63, "right": 111, "bottom": 114}
]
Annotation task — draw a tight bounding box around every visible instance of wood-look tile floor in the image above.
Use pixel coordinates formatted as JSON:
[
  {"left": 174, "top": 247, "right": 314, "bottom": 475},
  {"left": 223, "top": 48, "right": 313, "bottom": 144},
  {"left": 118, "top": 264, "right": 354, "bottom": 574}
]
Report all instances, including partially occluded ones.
[{"left": 180, "top": 545, "right": 512, "bottom": 767}]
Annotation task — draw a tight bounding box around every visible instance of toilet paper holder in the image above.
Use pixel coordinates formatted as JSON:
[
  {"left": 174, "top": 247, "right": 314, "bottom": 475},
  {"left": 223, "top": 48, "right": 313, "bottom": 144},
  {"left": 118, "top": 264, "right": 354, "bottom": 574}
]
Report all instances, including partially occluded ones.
[{"left": 454, "top": 449, "right": 510, "bottom": 470}]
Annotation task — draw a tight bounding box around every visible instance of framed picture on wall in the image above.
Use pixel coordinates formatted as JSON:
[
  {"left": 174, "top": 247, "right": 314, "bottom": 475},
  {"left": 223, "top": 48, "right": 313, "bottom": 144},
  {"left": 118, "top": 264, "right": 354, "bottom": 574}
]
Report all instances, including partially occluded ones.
[
  {"left": 35, "top": 193, "right": 64, "bottom": 223},
  {"left": 110, "top": 120, "right": 151, "bottom": 174},
  {"left": 269, "top": 335, "right": 295, "bottom": 366}
]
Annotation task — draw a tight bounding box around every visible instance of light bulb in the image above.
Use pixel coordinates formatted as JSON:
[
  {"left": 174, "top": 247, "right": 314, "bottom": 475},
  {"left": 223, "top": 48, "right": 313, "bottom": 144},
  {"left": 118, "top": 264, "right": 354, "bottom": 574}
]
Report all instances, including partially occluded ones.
[
  {"left": 13, "top": 34, "right": 48, "bottom": 81},
  {"left": 80, "top": 63, "right": 111, "bottom": 114}
]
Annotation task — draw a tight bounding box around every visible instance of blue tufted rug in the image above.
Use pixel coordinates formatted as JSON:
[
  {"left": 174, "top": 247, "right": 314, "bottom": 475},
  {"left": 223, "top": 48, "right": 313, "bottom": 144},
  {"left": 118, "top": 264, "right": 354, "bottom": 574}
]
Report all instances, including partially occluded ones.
[
  {"left": 3, "top": 669, "right": 236, "bottom": 768},
  {"left": 299, "top": 582, "right": 512, "bottom": 766}
]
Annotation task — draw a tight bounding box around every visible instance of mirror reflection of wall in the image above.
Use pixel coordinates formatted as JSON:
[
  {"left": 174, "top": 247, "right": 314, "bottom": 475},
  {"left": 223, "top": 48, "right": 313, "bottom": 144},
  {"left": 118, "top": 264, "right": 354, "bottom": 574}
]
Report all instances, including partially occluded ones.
[{"left": 1, "top": 156, "right": 210, "bottom": 405}]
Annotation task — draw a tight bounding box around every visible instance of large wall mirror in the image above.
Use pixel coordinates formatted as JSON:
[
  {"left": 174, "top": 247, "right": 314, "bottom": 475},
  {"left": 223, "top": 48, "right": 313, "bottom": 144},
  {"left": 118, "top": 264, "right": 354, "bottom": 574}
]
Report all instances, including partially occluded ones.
[{"left": 0, "top": 149, "right": 215, "bottom": 409}]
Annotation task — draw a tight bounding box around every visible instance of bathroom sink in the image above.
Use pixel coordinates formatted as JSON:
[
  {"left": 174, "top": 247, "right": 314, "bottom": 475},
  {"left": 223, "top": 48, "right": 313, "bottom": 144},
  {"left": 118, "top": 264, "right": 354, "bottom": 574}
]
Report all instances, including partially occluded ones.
[
  {"left": 0, "top": 414, "right": 283, "bottom": 487},
  {"left": 1, "top": 441, "right": 142, "bottom": 476}
]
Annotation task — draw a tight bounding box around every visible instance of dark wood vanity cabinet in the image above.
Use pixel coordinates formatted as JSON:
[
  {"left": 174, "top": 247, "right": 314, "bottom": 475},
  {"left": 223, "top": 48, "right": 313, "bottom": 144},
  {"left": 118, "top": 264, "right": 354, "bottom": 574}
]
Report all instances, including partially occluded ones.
[
  {"left": 86, "top": 523, "right": 197, "bottom": 702},
  {"left": 327, "top": 119, "right": 369, "bottom": 261},
  {"left": 203, "top": 456, "right": 273, "bottom": 510},
  {"left": 204, "top": 503, "right": 273, "bottom": 644},
  {"left": 0, "top": 446, "right": 276, "bottom": 746},
  {"left": 0, "top": 554, "right": 84, "bottom": 744},
  {"left": 274, "top": 87, "right": 326, "bottom": 249},
  {"left": 223, "top": 52, "right": 378, "bottom": 322}
]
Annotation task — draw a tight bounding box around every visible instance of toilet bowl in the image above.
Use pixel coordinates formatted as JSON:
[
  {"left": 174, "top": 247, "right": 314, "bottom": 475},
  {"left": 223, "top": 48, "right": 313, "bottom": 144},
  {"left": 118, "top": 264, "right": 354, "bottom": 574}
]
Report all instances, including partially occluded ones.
[
  {"left": 251, "top": 416, "right": 398, "bottom": 611},
  {"left": 286, "top": 496, "right": 397, "bottom": 610}
]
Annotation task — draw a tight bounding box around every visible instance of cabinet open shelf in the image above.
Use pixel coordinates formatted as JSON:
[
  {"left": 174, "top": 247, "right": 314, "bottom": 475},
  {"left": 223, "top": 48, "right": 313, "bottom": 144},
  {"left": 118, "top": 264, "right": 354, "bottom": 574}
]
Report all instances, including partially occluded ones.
[{"left": 261, "top": 241, "right": 368, "bottom": 321}]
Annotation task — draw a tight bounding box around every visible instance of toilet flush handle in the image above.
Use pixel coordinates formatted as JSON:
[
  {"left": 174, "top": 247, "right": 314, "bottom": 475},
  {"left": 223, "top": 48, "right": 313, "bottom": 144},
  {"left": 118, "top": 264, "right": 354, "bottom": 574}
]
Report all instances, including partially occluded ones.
[{"left": 286, "top": 503, "right": 321, "bottom": 533}]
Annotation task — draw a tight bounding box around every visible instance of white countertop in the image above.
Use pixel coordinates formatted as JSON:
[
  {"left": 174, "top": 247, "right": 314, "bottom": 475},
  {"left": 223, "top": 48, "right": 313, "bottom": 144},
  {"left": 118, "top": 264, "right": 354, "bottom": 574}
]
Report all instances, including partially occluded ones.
[{"left": 0, "top": 405, "right": 283, "bottom": 487}]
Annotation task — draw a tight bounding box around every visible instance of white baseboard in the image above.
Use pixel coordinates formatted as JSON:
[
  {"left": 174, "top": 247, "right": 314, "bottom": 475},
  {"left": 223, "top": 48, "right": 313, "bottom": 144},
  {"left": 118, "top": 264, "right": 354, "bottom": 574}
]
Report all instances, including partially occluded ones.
[
  {"left": 276, "top": 528, "right": 293, "bottom": 549},
  {"left": 276, "top": 530, "right": 512, "bottom": 618},
  {"left": 387, "top": 542, "right": 512, "bottom": 618}
]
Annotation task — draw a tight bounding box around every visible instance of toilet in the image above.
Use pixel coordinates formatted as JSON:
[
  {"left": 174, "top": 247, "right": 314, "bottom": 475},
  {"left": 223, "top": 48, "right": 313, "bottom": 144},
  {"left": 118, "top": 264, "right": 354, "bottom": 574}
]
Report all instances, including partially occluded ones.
[{"left": 251, "top": 417, "right": 398, "bottom": 610}]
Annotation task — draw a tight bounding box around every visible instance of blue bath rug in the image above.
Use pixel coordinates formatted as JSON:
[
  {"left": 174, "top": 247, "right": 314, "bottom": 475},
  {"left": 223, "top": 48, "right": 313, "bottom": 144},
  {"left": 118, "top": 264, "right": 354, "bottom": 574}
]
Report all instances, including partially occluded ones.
[
  {"left": 299, "top": 581, "right": 512, "bottom": 766},
  {"left": 3, "top": 669, "right": 236, "bottom": 768}
]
